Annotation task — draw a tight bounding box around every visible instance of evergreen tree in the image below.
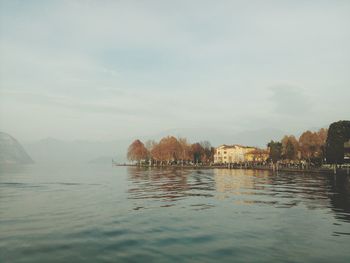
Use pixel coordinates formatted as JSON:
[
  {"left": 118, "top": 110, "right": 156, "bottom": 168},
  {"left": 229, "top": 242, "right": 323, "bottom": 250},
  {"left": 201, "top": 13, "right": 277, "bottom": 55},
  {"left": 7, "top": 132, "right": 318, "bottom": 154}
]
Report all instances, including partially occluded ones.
[
  {"left": 326, "top": 121, "right": 350, "bottom": 164},
  {"left": 267, "top": 140, "right": 282, "bottom": 164}
]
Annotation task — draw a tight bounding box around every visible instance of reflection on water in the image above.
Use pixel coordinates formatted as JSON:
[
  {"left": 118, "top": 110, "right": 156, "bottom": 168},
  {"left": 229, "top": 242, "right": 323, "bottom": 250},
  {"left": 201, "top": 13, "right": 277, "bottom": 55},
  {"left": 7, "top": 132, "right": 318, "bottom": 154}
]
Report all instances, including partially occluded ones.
[
  {"left": 328, "top": 175, "right": 350, "bottom": 223},
  {"left": 214, "top": 169, "right": 332, "bottom": 209},
  {"left": 214, "top": 169, "right": 270, "bottom": 198},
  {"left": 127, "top": 168, "right": 215, "bottom": 210},
  {"left": 1, "top": 165, "right": 350, "bottom": 263},
  {"left": 128, "top": 167, "right": 350, "bottom": 224}
]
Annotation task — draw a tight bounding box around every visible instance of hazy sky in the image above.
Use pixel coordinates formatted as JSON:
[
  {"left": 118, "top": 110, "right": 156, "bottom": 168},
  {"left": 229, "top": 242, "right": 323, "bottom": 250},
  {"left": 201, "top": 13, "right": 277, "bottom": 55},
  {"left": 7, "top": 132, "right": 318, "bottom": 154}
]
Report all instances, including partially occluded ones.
[{"left": 1, "top": 0, "right": 349, "bottom": 142}]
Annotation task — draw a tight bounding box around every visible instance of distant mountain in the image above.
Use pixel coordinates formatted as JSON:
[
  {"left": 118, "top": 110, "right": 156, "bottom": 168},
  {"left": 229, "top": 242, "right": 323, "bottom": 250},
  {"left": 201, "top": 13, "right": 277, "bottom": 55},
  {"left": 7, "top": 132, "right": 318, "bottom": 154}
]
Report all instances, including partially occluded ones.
[
  {"left": 0, "top": 132, "right": 34, "bottom": 164},
  {"left": 24, "top": 138, "right": 127, "bottom": 164},
  {"left": 22, "top": 127, "right": 287, "bottom": 164}
]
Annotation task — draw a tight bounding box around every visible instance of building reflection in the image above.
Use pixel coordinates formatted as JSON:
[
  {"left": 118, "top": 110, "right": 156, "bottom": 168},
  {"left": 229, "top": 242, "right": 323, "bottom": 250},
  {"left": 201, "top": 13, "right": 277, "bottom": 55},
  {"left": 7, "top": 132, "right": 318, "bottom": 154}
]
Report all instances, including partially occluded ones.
[
  {"left": 127, "top": 167, "right": 350, "bottom": 223},
  {"left": 213, "top": 169, "right": 277, "bottom": 206},
  {"left": 214, "top": 168, "right": 270, "bottom": 193},
  {"left": 213, "top": 168, "right": 350, "bottom": 223}
]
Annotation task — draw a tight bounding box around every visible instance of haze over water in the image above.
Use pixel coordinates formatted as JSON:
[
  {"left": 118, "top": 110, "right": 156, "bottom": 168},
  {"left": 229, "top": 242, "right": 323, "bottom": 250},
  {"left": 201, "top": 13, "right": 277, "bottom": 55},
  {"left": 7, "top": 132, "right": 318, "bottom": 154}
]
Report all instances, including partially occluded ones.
[{"left": 1, "top": 165, "right": 349, "bottom": 262}]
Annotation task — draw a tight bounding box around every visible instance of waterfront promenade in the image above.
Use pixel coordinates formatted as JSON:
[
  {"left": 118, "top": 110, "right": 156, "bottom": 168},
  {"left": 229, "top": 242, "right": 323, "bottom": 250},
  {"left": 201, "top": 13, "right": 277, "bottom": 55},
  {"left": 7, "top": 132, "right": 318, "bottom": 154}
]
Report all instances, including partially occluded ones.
[{"left": 115, "top": 162, "right": 350, "bottom": 176}]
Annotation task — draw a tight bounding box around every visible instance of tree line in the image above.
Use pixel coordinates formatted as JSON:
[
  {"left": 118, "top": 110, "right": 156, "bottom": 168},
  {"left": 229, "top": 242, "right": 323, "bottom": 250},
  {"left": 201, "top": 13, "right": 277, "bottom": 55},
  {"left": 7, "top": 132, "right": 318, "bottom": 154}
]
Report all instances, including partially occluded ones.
[
  {"left": 267, "top": 120, "right": 350, "bottom": 165},
  {"left": 267, "top": 128, "right": 327, "bottom": 165},
  {"left": 127, "top": 121, "right": 349, "bottom": 167},
  {"left": 127, "top": 136, "right": 214, "bottom": 165}
]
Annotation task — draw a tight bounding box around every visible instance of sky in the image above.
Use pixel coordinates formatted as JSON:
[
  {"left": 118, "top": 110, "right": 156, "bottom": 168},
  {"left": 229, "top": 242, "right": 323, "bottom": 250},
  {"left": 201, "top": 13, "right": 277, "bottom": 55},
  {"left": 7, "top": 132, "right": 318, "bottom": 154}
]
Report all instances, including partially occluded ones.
[{"left": 0, "top": 0, "right": 349, "bottom": 142}]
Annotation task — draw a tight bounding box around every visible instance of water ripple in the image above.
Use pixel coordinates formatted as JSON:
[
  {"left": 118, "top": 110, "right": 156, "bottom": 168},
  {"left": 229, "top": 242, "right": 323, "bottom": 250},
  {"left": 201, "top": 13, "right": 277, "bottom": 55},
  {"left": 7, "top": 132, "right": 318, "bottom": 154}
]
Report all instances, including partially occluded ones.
[{"left": 1, "top": 165, "right": 350, "bottom": 263}]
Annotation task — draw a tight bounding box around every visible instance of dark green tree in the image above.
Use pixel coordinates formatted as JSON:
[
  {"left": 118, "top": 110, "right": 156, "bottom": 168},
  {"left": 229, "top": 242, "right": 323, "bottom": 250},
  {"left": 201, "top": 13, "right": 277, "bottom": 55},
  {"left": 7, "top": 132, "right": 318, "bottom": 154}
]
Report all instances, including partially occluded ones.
[
  {"left": 325, "top": 121, "right": 350, "bottom": 164},
  {"left": 191, "top": 143, "right": 205, "bottom": 164},
  {"left": 281, "top": 135, "right": 299, "bottom": 160},
  {"left": 267, "top": 140, "right": 282, "bottom": 164},
  {"left": 285, "top": 140, "right": 296, "bottom": 160}
]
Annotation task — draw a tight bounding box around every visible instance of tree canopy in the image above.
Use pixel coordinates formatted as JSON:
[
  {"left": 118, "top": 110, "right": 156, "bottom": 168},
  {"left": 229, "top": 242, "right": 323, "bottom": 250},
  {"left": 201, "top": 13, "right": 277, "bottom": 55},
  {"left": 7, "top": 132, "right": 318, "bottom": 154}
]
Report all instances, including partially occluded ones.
[
  {"left": 281, "top": 135, "right": 298, "bottom": 160},
  {"left": 326, "top": 121, "right": 350, "bottom": 164},
  {"left": 127, "top": 140, "right": 148, "bottom": 162},
  {"left": 270, "top": 128, "right": 328, "bottom": 164},
  {"left": 128, "top": 137, "right": 214, "bottom": 165},
  {"left": 267, "top": 140, "right": 282, "bottom": 163}
]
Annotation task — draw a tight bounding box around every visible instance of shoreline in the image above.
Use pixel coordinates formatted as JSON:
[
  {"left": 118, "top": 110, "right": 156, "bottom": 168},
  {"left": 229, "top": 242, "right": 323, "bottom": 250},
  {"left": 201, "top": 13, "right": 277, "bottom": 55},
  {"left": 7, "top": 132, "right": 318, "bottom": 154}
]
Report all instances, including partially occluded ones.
[{"left": 114, "top": 163, "right": 350, "bottom": 176}]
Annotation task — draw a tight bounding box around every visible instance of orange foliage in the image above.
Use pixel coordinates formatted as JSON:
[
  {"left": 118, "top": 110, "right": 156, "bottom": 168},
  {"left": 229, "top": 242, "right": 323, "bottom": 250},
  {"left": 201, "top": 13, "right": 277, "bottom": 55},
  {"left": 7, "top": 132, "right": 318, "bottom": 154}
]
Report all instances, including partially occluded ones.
[
  {"left": 127, "top": 137, "right": 214, "bottom": 164},
  {"left": 298, "top": 128, "right": 328, "bottom": 160},
  {"left": 127, "top": 139, "right": 148, "bottom": 162}
]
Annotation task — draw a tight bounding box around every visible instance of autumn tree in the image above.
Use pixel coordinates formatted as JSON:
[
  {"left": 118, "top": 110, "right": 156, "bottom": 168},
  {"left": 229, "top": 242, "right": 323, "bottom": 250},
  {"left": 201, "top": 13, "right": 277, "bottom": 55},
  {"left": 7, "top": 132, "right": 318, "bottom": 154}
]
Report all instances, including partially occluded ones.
[
  {"left": 157, "top": 136, "right": 182, "bottom": 164},
  {"left": 144, "top": 139, "right": 157, "bottom": 163},
  {"left": 200, "top": 141, "right": 214, "bottom": 163},
  {"left": 317, "top": 128, "right": 328, "bottom": 162},
  {"left": 128, "top": 136, "right": 215, "bottom": 166},
  {"left": 299, "top": 131, "right": 316, "bottom": 162},
  {"left": 299, "top": 130, "right": 327, "bottom": 164},
  {"left": 178, "top": 138, "right": 191, "bottom": 164},
  {"left": 150, "top": 141, "right": 164, "bottom": 164},
  {"left": 317, "top": 128, "right": 328, "bottom": 145},
  {"left": 127, "top": 139, "right": 148, "bottom": 164}
]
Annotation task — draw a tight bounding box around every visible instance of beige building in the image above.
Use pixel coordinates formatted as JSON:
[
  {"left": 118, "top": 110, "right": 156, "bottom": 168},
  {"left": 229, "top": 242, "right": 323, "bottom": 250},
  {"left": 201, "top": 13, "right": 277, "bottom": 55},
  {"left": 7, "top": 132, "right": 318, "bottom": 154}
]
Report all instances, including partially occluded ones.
[
  {"left": 244, "top": 149, "right": 269, "bottom": 162},
  {"left": 214, "top": 144, "right": 258, "bottom": 164}
]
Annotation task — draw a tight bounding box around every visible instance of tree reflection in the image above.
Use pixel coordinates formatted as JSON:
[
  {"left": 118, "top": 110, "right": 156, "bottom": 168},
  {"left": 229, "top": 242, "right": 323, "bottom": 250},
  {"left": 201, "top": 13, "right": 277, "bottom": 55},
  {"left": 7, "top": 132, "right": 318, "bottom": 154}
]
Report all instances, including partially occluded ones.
[
  {"left": 127, "top": 167, "right": 215, "bottom": 205},
  {"left": 328, "top": 174, "right": 350, "bottom": 223},
  {"left": 213, "top": 169, "right": 350, "bottom": 222},
  {"left": 127, "top": 167, "right": 350, "bottom": 223}
]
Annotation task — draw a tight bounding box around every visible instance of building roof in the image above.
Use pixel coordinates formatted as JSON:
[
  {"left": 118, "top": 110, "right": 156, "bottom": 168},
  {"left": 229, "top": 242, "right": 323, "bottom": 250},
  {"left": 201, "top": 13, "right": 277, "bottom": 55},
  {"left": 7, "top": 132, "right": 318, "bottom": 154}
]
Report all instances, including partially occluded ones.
[{"left": 217, "top": 144, "right": 257, "bottom": 149}]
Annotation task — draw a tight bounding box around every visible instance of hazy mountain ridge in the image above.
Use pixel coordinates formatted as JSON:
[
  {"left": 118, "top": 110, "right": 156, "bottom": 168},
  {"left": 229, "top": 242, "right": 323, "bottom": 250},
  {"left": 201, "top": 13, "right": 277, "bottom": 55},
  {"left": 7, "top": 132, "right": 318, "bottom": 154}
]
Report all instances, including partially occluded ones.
[
  {"left": 23, "top": 128, "right": 287, "bottom": 164},
  {"left": 24, "top": 138, "right": 128, "bottom": 164},
  {"left": 0, "top": 132, "right": 34, "bottom": 164}
]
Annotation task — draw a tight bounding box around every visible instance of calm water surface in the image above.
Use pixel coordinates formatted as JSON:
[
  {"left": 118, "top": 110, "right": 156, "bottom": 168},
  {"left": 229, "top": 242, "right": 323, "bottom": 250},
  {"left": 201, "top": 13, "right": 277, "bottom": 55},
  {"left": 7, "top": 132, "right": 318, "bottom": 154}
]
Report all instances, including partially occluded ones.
[{"left": 1, "top": 164, "right": 350, "bottom": 262}]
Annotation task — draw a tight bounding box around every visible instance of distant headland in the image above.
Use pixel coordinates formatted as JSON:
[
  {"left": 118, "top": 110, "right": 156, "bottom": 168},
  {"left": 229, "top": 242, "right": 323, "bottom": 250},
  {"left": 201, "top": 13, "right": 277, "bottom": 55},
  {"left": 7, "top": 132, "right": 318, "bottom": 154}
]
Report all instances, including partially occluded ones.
[
  {"left": 0, "top": 132, "right": 34, "bottom": 165},
  {"left": 124, "top": 120, "right": 350, "bottom": 174}
]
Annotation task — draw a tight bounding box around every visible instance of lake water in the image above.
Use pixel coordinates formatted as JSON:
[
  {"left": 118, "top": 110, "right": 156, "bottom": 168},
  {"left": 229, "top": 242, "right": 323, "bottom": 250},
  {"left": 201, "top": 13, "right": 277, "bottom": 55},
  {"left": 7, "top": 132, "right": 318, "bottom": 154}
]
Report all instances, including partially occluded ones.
[{"left": 1, "top": 164, "right": 350, "bottom": 262}]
